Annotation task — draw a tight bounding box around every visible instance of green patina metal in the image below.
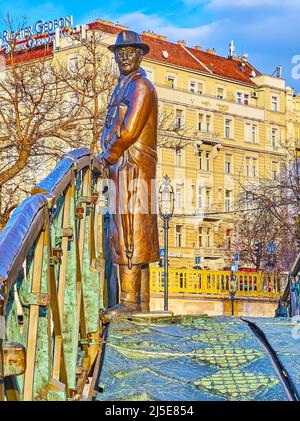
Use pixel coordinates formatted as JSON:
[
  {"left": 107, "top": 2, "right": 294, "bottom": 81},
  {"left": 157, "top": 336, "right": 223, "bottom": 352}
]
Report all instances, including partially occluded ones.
[
  {"left": 5, "top": 270, "right": 26, "bottom": 398},
  {"left": 61, "top": 184, "right": 79, "bottom": 391},
  {"left": 80, "top": 189, "right": 101, "bottom": 335},
  {"left": 0, "top": 149, "right": 106, "bottom": 401},
  {"left": 78, "top": 170, "right": 101, "bottom": 333},
  {"left": 32, "top": 237, "right": 51, "bottom": 400}
]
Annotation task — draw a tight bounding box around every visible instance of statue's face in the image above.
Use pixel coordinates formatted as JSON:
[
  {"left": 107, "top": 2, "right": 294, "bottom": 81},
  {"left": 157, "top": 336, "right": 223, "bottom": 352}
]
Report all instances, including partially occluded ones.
[{"left": 115, "top": 46, "right": 143, "bottom": 76}]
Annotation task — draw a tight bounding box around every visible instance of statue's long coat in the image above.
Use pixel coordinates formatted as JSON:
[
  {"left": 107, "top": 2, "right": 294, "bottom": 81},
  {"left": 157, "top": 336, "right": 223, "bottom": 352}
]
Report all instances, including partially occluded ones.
[{"left": 101, "top": 68, "right": 160, "bottom": 266}]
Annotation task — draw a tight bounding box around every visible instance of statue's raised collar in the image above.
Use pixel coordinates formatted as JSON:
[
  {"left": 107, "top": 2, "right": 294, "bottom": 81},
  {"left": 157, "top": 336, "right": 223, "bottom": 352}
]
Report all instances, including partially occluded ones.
[{"left": 118, "top": 67, "right": 146, "bottom": 83}]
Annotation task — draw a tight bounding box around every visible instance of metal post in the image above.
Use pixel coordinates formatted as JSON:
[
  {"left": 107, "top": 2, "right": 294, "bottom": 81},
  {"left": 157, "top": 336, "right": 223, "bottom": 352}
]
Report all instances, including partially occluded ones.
[
  {"left": 164, "top": 219, "right": 169, "bottom": 312},
  {"left": 229, "top": 270, "right": 236, "bottom": 317},
  {"left": 0, "top": 296, "right": 4, "bottom": 401}
]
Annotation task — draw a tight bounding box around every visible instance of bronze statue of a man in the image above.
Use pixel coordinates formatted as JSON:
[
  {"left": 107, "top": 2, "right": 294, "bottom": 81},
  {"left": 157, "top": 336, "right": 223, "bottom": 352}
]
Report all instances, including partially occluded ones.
[{"left": 100, "top": 30, "right": 159, "bottom": 312}]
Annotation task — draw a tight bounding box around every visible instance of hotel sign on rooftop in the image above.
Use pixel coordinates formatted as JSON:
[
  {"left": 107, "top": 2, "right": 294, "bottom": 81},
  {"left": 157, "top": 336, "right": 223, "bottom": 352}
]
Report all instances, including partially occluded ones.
[{"left": 0, "top": 15, "right": 74, "bottom": 52}]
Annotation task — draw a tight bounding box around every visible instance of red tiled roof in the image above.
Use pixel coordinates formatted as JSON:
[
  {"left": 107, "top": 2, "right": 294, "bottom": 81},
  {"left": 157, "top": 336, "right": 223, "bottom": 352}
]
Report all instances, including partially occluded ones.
[
  {"left": 141, "top": 35, "right": 210, "bottom": 73},
  {"left": 89, "top": 20, "right": 261, "bottom": 86},
  {"left": 4, "top": 45, "right": 53, "bottom": 65},
  {"left": 187, "top": 46, "right": 261, "bottom": 85},
  {"left": 0, "top": 19, "right": 261, "bottom": 85},
  {"left": 88, "top": 21, "right": 123, "bottom": 36}
]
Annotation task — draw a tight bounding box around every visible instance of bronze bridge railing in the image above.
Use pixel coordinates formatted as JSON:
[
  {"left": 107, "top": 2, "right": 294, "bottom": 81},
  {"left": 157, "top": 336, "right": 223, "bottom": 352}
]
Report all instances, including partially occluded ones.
[
  {"left": 0, "top": 148, "right": 106, "bottom": 401},
  {"left": 0, "top": 146, "right": 290, "bottom": 400}
]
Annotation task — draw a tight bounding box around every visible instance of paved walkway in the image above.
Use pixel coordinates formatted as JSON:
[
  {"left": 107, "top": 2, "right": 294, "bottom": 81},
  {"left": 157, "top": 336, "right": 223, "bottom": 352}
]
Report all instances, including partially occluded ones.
[{"left": 95, "top": 314, "right": 300, "bottom": 401}]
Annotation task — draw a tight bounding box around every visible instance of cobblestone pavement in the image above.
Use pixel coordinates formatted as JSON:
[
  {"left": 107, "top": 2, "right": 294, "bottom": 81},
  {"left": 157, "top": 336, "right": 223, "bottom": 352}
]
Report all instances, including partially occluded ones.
[{"left": 96, "top": 314, "right": 292, "bottom": 401}]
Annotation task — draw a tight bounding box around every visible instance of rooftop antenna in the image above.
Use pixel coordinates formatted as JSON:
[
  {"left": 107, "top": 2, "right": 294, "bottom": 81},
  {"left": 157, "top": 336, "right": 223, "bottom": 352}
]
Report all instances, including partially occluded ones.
[
  {"left": 229, "top": 40, "right": 235, "bottom": 58},
  {"left": 271, "top": 65, "right": 283, "bottom": 78},
  {"left": 54, "top": 28, "right": 60, "bottom": 50},
  {"left": 81, "top": 24, "right": 87, "bottom": 40},
  {"left": 241, "top": 53, "right": 249, "bottom": 63}
]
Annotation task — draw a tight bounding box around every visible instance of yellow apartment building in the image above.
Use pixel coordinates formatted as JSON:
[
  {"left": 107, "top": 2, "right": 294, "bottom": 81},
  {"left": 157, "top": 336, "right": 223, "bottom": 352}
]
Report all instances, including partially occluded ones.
[
  {"left": 78, "top": 19, "right": 294, "bottom": 270},
  {"left": 2, "top": 17, "right": 299, "bottom": 270}
]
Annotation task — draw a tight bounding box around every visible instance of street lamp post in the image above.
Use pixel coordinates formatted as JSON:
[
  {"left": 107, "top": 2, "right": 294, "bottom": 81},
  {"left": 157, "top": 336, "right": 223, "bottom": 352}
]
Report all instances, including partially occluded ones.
[
  {"left": 158, "top": 175, "right": 174, "bottom": 312},
  {"left": 229, "top": 268, "right": 237, "bottom": 316}
]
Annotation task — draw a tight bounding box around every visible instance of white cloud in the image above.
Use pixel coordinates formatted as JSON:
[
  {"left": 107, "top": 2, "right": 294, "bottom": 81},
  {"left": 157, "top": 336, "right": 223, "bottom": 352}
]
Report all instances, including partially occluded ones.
[
  {"left": 183, "top": 0, "right": 300, "bottom": 8},
  {"left": 114, "top": 12, "right": 166, "bottom": 33},
  {"left": 104, "top": 7, "right": 300, "bottom": 90},
  {"left": 101, "top": 11, "right": 219, "bottom": 47}
]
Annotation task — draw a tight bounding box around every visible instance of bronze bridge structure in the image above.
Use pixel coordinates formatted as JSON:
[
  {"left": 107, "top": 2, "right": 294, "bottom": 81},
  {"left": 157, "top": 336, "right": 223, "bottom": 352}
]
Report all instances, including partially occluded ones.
[{"left": 0, "top": 148, "right": 299, "bottom": 401}]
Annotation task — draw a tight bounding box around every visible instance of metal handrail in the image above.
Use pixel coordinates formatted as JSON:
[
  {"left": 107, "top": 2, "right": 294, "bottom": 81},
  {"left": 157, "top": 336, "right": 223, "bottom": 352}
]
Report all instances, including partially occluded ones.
[
  {"left": 276, "top": 253, "right": 300, "bottom": 317},
  {"left": 150, "top": 266, "right": 286, "bottom": 299},
  {"left": 0, "top": 148, "right": 105, "bottom": 401}
]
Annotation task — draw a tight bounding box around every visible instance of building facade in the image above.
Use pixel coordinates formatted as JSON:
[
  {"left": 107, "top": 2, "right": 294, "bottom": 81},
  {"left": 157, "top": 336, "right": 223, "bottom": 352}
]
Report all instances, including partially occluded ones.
[
  {"left": 2, "top": 17, "right": 298, "bottom": 270},
  {"left": 82, "top": 19, "right": 291, "bottom": 270}
]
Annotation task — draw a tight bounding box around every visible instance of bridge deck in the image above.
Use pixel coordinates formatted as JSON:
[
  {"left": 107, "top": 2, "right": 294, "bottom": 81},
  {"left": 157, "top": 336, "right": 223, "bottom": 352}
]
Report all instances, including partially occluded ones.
[
  {"left": 95, "top": 314, "right": 294, "bottom": 401},
  {"left": 246, "top": 317, "right": 300, "bottom": 398}
]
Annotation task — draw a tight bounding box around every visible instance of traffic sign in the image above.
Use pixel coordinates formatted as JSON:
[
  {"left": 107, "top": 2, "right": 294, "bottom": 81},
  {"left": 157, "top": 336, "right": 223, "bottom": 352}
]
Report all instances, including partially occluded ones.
[{"left": 268, "top": 243, "right": 277, "bottom": 253}]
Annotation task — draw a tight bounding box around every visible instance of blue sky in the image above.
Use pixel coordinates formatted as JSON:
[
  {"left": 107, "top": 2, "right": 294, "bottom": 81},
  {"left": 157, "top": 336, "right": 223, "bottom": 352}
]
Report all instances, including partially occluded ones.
[{"left": 1, "top": 0, "right": 300, "bottom": 91}]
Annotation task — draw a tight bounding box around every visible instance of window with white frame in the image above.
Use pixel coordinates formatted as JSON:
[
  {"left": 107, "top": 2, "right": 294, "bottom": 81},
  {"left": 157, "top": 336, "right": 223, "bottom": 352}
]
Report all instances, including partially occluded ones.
[
  {"left": 175, "top": 225, "right": 183, "bottom": 247},
  {"left": 272, "top": 161, "right": 279, "bottom": 180},
  {"left": 217, "top": 86, "right": 225, "bottom": 99},
  {"left": 175, "top": 184, "right": 183, "bottom": 209},
  {"left": 225, "top": 154, "right": 232, "bottom": 175},
  {"left": 198, "top": 227, "right": 203, "bottom": 247},
  {"left": 271, "top": 127, "right": 278, "bottom": 146},
  {"left": 245, "top": 123, "right": 251, "bottom": 142},
  {"left": 189, "top": 80, "right": 204, "bottom": 94},
  {"left": 190, "top": 81, "right": 196, "bottom": 93},
  {"left": 245, "top": 157, "right": 258, "bottom": 177},
  {"left": 245, "top": 157, "right": 250, "bottom": 177},
  {"left": 68, "top": 54, "right": 78, "bottom": 72},
  {"left": 198, "top": 81, "right": 204, "bottom": 95},
  {"left": 197, "top": 185, "right": 202, "bottom": 208},
  {"left": 198, "top": 113, "right": 212, "bottom": 132},
  {"left": 175, "top": 109, "right": 183, "bottom": 129},
  {"left": 205, "top": 189, "right": 211, "bottom": 209},
  {"left": 218, "top": 188, "right": 222, "bottom": 208},
  {"left": 225, "top": 118, "right": 232, "bottom": 139},
  {"left": 197, "top": 146, "right": 202, "bottom": 170},
  {"left": 198, "top": 113, "right": 203, "bottom": 131},
  {"left": 252, "top": 158, "right": 258, "bottom": 177},
  {"left": 225, "top": 190, "right": 232, "bottom": 212},
  {"left": 206, "top": 115, "right": 211, "bottom": 132},
  {"left": 252, "top": 124, "right": 258, "bottom": 143},
  {"left": 271, "top": 95, "right": 279, "bottom": 112},
  {"left": 206, "top": 152, "right": 210, "bottom": 171},
  {"left": 167, "top": 74, "right": 176, "bottom": 88},
  {"left": 245, "top": 122, "right": 258, "bottom": 143},
  {"left": 175, "top": 148, "right": 183, "bottom": 167},
  {"left": 206, "top": 228, "right": 212, "bottom": 247},
  {"left": 237, "top": 91, "right": 250, "bottom": 105}
]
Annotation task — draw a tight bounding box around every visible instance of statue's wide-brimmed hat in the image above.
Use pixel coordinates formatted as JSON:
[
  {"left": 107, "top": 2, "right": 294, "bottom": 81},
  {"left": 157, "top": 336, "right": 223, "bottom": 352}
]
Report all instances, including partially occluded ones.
[{"left": 108, "top": 30, "right": 150, "bottom": 55}]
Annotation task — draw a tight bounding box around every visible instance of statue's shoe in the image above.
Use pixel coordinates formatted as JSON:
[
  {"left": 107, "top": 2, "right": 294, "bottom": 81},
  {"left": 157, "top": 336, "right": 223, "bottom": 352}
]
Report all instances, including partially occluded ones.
[{"left": 104, "top": 302, "right": 142, "bottom": 317}]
